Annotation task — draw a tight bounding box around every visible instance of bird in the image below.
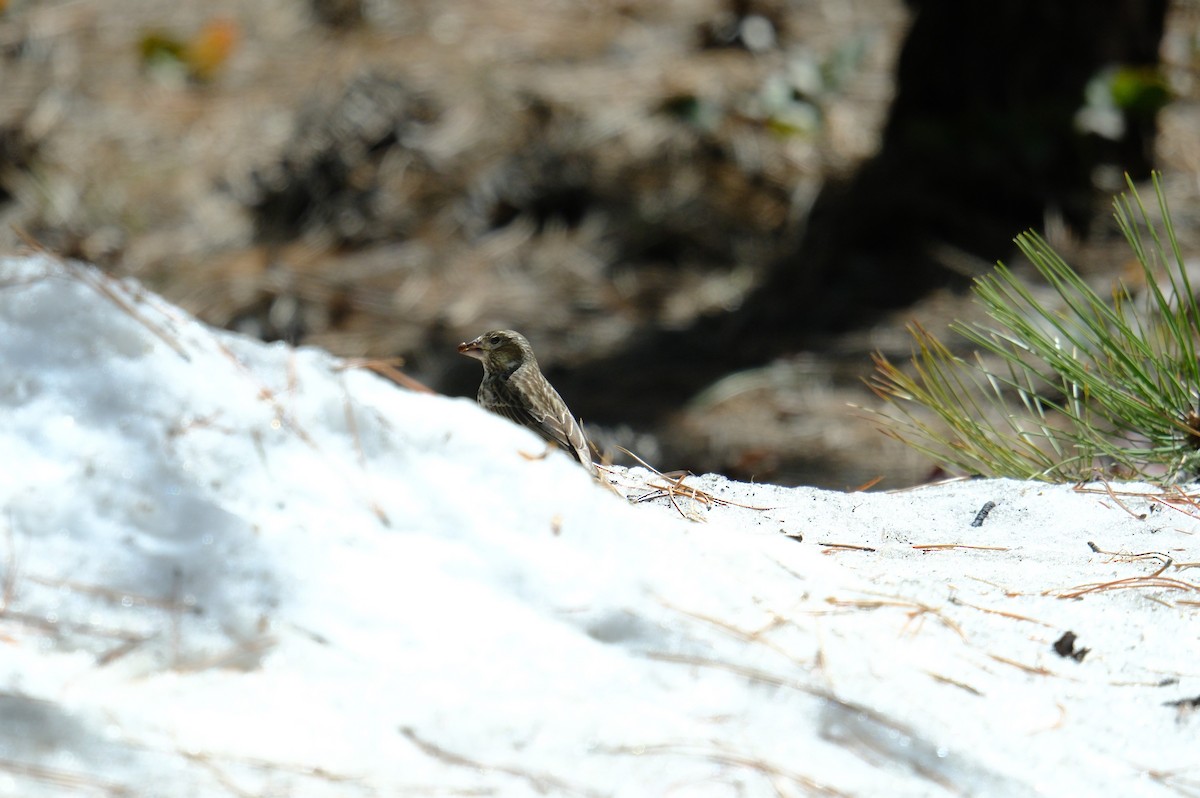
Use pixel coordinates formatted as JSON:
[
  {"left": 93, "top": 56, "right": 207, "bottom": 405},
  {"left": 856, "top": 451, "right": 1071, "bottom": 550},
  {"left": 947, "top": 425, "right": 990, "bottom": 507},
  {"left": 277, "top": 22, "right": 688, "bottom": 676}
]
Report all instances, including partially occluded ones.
[{"left": 458, "top": 330, "right": 598, "bottom": 476}]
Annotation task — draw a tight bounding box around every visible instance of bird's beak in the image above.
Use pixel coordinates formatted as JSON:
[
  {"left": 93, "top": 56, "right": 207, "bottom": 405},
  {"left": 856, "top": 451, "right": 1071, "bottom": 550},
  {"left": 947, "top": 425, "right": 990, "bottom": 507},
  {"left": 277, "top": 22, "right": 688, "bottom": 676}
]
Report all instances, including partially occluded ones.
[{"left": 457, "top": 339, "right": 484, "bottom": 359}]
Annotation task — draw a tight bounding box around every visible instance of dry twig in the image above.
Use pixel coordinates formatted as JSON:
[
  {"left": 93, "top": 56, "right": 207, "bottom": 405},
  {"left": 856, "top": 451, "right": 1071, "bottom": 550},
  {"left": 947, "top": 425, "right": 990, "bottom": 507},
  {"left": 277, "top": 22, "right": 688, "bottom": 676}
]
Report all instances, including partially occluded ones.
[{"left": 615, "top": 447, "right": 770, "bottom": 520}]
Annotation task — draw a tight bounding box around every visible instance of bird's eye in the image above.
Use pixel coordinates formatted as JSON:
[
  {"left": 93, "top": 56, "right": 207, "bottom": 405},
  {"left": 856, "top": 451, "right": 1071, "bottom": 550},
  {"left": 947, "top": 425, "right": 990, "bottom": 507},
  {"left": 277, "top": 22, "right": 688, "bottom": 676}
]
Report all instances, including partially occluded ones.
[{"left": 488, "top": 335, "right": 502, "bottom": 345}]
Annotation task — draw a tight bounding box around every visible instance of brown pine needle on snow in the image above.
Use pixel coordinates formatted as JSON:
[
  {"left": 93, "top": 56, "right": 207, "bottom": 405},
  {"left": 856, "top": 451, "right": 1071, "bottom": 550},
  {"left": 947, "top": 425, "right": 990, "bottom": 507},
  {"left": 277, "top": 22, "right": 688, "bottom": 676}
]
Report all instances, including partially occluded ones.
[
  {"left": 613, "top": 445, "right": 771, "bottom": 519},
  {"left": 337, "top": 357, "right": 435, "bottom": 394}
]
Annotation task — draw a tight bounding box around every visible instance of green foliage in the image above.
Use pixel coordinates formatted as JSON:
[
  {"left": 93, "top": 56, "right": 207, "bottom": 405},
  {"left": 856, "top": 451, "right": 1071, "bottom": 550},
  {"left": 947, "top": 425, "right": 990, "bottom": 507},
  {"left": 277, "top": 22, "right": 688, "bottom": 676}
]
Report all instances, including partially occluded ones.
[
  {"left": 870, "top": 174, "right": 1200, "bottom": 483},
  {"left": 1109, "top": 66, "right": 1172, "bottom": 117}
]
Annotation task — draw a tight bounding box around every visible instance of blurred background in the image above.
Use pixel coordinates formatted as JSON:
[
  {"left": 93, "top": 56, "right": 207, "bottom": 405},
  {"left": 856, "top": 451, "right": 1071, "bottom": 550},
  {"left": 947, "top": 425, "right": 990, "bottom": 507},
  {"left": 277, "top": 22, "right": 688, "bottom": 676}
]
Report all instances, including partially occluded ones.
[{"left": 1, "top": 0, "right": 1197, "bottom": 488}]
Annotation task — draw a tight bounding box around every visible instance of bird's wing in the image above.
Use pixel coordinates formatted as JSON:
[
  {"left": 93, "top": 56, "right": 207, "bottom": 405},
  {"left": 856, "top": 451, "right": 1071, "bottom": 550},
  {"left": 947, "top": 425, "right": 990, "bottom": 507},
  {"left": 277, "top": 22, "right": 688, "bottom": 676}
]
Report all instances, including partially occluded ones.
[
  {"left": 532, "top": 396, "right": 598, "bottom": 476},
  {"left": 491, "top": 369, "right": 597, "bottom": 475}
]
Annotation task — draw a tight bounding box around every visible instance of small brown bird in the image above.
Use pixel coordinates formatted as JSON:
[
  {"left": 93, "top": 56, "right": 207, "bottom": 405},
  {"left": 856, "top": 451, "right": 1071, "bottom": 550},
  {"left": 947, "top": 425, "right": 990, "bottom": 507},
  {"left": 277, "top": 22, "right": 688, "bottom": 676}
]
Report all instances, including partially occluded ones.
[{"left": 458, "top": 330, "right": 598, "bottom": 476}]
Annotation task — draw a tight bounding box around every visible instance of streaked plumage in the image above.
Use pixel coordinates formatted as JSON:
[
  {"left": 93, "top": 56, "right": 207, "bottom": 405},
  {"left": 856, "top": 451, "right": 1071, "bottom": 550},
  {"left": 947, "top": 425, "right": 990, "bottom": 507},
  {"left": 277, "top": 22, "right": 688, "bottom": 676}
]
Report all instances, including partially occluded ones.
[{"left": 458, "top": 330, "right": 597, "bottom": 476}]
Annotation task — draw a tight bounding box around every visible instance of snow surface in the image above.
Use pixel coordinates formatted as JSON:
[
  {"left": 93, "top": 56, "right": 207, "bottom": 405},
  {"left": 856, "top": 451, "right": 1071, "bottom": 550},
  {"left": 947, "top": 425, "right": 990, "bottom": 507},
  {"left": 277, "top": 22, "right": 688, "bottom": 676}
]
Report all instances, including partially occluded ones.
[{"left": 0, "top": 253, "right": 1197, "bottom": 797}]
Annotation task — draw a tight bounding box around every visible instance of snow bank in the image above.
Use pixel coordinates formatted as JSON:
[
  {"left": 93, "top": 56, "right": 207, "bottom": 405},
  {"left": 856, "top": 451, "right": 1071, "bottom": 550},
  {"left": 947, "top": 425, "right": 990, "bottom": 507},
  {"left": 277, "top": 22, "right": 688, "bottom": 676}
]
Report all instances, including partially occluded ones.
[{"left": 0, "top": 253, "right": 1195, "bottom": 796}]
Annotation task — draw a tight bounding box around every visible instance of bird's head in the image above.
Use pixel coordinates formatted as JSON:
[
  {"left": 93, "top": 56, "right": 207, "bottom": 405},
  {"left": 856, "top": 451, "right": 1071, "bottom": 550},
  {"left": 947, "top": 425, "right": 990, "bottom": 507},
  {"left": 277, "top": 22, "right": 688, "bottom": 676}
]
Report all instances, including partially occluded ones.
[{"left": 457, "top": 329, "right": 535, "bottom": 375}]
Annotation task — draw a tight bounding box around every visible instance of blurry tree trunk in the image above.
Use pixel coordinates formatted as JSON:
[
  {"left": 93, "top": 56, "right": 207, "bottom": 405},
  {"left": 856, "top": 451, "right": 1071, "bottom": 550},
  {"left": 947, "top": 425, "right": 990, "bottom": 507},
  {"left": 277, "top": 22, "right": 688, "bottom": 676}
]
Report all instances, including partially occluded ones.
[
  {"left": 749, "top": 0, "right": 1168, "bottom": 334},
  {"left": 561, "top": 0, "right": 1168, "bottom": 430}
]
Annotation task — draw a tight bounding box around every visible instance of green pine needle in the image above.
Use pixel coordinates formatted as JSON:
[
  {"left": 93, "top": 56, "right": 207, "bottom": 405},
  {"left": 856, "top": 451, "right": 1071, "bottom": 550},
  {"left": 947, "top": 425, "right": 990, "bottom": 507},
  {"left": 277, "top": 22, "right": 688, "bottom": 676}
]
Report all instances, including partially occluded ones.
[{"left": 868, "top": 173, "right": 1200, "bottom": 483}]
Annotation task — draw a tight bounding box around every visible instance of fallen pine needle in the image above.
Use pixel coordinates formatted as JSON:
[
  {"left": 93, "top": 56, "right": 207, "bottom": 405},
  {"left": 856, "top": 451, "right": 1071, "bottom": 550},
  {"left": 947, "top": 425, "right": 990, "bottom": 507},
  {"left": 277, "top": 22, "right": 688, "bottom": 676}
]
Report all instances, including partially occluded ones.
[
  {"left": 824, "top": 595, "right": 966, "bottom": 640},
  {"left": 818, "top": 542, "right": 876, "bottom": 552},
  {"left": 615, "top": 447, "right": 770, "bottom": 519},
  {"left": 338, "top": 357, "right": 435, "bottom": 394},
  {"left": 1074, "top": 479, "right": 1152, "bottom": 520},
  {"left": 927, "top": 671, "right": 983, "bottom": 696},
  {"left": 852, "top": 475, "right": 884, "bottom": 492},
  {"left": 15, "top": 229, "right": 192, "bottom": 361},
  {"left": 1086, "top": 541, "right": 1174, "bottom": 568},
  {"left": 949, "top": 598, "right": 1055, "bottom": 627},
  {"left": 988, "top": 653, "right": 1055, "bottom": 676},
  {"left": 1049, "top": 574, "right": 1200, "bottom": 599}
]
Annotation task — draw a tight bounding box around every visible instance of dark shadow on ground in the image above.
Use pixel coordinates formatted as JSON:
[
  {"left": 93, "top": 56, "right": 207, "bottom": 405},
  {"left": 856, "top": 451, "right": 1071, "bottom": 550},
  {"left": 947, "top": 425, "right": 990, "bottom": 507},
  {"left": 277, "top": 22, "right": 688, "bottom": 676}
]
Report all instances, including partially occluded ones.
[{"left": 549, "top": 0, "right": 1168, "bottom": 429}]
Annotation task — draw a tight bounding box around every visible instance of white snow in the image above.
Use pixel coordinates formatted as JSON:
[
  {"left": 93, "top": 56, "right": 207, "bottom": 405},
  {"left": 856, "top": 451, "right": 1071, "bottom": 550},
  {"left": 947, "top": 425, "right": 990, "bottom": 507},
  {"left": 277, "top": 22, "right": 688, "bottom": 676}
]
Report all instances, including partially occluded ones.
[{"left": 0, "top": 252, "right": 1197, "bottom": 797}]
